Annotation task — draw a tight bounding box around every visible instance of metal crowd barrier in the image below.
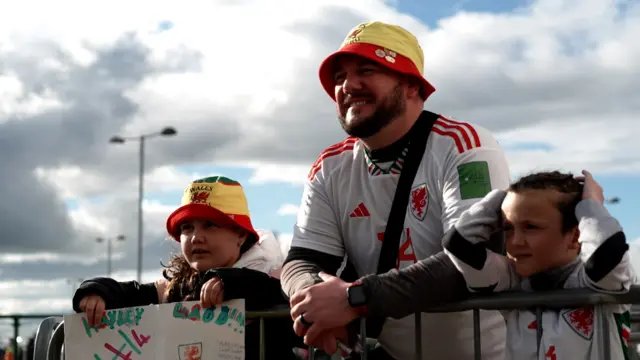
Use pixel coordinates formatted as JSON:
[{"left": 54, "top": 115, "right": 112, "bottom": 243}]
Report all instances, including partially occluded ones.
[{"left": 34, "top": 286, "right": 640, "bottom": 360}]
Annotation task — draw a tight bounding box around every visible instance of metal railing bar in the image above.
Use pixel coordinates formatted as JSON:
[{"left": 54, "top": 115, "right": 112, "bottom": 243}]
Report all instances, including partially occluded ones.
[
  {"left": 414, "top": 314, "right": 422, "bottom": 360},
  {"left": 473, "top": 309, "right": 481, "bottom": 360},
  {"left": 46, "top": 323, "right": 64, "bottom": 360},
  {"left": 535, "top": 307, "right": 543, "bottom": 357},
  {"left": 425, "top": 287, "right": 640, "bottom": 312},
  {"left": 245, "top": 305, "right": 290, "bottom": 319},
  {"left": 27, "top": 285, "right": 640, "bottom": 360},
  {"left": 0, "top": 314, "right": 60, "bottom": 319},
  {"left": 259, "top": 317, "right": 265, "bottom": 360}
]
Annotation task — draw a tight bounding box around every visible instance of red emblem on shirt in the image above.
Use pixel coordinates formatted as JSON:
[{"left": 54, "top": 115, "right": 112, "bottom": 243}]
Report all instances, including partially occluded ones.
[
  {"left": 410, "top": 183, "right": 428, "bottom": 221},
  {"left": 562, "top": 308, "right": 594, "bottom": 340}
]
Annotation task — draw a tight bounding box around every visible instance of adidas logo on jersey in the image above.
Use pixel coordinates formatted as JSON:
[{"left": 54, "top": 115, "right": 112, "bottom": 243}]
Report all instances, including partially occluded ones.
[{"left": 349, "top": 203, "right": 370, "bottom": 218}]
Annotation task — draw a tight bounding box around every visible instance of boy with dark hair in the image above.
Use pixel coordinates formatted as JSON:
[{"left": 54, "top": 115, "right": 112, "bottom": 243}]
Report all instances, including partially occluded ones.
[{"left": 443, "top": 170, "right": 635, "bottom": 360}]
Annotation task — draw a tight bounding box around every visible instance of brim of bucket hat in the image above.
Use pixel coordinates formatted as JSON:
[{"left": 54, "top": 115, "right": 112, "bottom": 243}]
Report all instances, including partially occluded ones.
[
  {"left": 166, "top": 203, "right": 259, "bottom": 246},
  {"left": 319, "top": 42, "right": 436, "bottom": 102}
]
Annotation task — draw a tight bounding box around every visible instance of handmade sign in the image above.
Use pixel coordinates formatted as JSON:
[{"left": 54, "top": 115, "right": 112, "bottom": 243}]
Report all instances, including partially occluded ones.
[{"left": 63, "top": 299, "right": 245, "bottom": 360}]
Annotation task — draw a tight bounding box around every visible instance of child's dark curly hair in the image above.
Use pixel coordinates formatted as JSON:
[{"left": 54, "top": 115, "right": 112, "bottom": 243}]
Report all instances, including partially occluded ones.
[
  {"left": 509, "top": 171, "right": 584, "bottom": 233},
  {"left": 161, "top": 254, "right": 200, "bottom": 302}
]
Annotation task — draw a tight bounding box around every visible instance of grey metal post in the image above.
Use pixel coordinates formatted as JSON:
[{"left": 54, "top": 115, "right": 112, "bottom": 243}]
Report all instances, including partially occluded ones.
[
  {"left": 107, "top": 237, "right": 112, "bottom": 277},
  {"left": 109, "top": 127, "right": 176, "bottom": 283},
  {"left": 13, "top": 316, "right": 19, "bottom": 359},
  {"left": 136, "top": 136, "right": 145, "bottom": 283}
]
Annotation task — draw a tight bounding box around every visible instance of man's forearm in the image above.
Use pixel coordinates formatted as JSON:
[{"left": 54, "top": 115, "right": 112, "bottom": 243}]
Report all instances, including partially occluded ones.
[
  {"left": 360, "top": 252, "right": 470, "bottom": 319},
  {"left": 280, "top": 247, "right": 344, "bottom": 298},
  {"left": 281, "top": 260, "right": 325, "bottom": 297}
]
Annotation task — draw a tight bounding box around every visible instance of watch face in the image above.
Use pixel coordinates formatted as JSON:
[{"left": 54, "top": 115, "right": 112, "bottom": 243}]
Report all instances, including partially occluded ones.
[{"left": 348, "top": 285, "right": 367, "bottom": 307}]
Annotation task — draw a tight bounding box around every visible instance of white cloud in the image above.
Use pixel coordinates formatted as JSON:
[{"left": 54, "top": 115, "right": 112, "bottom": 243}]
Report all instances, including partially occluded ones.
[
  {"left": 68, "top": 205, "right": 110, "bottom": 236},
  {"left": 0, "top": 73, "right": 67, "bottom": 123},
  {"left": 497, "top": 119, "right": 640, "bottom": 177},
  {"left": 248, "top": 164, "right": 310, "bottom": 185},
  {"left": 13, "top": 0, "right": 640, "bottom": 186},
  {"left": 27, "top": 165, "right": 199, "bottom": 259},
  {"left": 0, "top": 252, "right": 122, "bottom": 266},
  {"left": 34, "top": 165, "right": 208, "bottom": 201},
  {"left": 277, "top": 204, "right": 300, "bottom": 216}
]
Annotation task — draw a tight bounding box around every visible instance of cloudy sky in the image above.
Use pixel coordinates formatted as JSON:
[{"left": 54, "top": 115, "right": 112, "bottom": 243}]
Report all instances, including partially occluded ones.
[{"left": 1, "top": 0, "right": 639, "bottom": 345}]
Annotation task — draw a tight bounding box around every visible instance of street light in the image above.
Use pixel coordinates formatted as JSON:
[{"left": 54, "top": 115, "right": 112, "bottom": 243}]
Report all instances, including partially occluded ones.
[
  {"left": 109, "top": 126, "right": 177, "bottom": 283},
  {"left": 97, "top": 235, "right": 126, "bottom": 277}
]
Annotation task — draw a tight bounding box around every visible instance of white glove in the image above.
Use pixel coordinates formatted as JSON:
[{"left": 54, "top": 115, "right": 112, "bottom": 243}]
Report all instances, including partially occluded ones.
[
  {"left": 445, "top": 189, "right": 518, "bottom": 292},
  {"left": 454, "top": 189, "right": 507, "bottom": 244}
]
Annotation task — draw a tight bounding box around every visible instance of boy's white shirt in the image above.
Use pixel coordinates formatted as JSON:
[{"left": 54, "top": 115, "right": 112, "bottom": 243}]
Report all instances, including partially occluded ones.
[
  {"left": 445, "top": 198, "right": 637, "bottom": 360},
  {"left": 500, "top": 262, "right": 634, "bottom": 360},
  {"left": 233, "top": 229, "right": 287, "bottom": 277}
]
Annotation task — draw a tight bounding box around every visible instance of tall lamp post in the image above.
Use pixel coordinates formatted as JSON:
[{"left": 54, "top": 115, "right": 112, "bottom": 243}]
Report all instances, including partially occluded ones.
[
  {"left": 97, "top": 235, "right": 126, "bottom": 277},
  {"left": 109, "top": 126, "right": 177, "bottom": 282}
]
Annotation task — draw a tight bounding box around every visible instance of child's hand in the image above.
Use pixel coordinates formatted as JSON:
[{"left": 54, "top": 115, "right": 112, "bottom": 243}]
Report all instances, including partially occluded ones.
[
  {"left": 200, "top": 277, "right": 224, "bottom": 308},
  {"left": 79, "top": 294, "right": 106, "bottom": 327},
  {"left": 576, "top": 170, "right": 605, "bottom": 204}
]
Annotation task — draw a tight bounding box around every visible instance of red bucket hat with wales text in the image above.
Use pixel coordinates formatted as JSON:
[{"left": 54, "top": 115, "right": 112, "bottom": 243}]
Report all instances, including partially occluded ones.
[{"left": 318, "top": 21, "right": 436, "bottom": 102}]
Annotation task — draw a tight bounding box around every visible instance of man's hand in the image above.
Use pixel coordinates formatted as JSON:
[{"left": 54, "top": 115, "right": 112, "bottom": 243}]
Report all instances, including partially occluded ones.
[
  {"left": 289, "top": 272, "right": 359, "bottom": 346},
  {"left": 306, "top": 327, "right": 351, "bottom": 355}
]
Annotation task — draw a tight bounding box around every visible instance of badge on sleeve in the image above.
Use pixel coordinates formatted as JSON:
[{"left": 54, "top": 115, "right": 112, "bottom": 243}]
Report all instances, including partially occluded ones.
[{"left": 457, "top": 161, "right": 491, "bottom": 200}]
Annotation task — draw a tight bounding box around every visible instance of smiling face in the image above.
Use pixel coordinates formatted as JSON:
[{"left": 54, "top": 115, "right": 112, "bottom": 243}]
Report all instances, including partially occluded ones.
[
  {"left": 179, "top": 218, "right": 247, "bottom": 272},
  {"left": 332, "top": 54, "right": 407, "bottom": 139},
  {"left": 502, "top": 189, "right": 580, "bottom": 277}
]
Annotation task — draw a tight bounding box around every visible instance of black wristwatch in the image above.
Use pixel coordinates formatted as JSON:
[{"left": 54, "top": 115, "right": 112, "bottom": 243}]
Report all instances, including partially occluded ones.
[{"left": 346, "top": 280, "right": 368, "bottom": 315}]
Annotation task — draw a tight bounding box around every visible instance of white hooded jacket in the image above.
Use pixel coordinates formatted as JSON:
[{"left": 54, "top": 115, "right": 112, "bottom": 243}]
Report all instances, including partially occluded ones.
[{"left": 233, "top": 229, "right": 288, "bottom": 278}]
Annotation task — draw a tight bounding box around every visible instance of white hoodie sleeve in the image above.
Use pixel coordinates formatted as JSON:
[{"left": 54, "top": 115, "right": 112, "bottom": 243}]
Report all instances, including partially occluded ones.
[
  {"left": 571, "top": 199, "right": 636, "bottom": 293},
  {"left": 233, "top": 229, "right": 287, "bottom": 277}
]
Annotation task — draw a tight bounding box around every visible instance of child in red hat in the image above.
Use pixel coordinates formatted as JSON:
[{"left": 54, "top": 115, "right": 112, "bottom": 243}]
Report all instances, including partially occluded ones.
[{"left": 72, "top": 176, "right": 301, "bottom": 360}]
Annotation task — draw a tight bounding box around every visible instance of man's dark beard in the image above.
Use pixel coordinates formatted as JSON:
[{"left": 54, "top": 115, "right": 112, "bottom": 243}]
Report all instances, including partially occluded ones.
[{"left": 338, "top": 84, "right": 405, "bottom": 139}]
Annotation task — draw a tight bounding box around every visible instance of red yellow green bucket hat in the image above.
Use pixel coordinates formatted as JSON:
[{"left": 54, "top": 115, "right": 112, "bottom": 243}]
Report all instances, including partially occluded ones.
[
  {"left": 166, "top": 176, "right": 259, "bottom": 251},
  {"left": 319, "top": 21, "right": 436, "bottom": 101}
]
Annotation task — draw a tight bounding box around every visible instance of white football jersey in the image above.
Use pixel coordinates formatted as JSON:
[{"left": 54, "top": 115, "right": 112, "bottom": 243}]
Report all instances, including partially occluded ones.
[
  {"left": 292, "top": 115, "right": 511, "bottom": 360},
  {"left": 446, "top": 199, "right": 636, "bottom": 360}
]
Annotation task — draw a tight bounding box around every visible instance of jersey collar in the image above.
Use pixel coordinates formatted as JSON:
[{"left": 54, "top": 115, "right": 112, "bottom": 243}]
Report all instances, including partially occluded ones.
[{"left": 363, "top": 112, "right": 425, "bottom": 176}]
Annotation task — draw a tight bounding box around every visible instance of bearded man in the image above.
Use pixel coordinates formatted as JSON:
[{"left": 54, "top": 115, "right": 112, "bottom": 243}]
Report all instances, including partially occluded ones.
[{"left": 282, "top": 21, "right": 511, "bottom": 360}]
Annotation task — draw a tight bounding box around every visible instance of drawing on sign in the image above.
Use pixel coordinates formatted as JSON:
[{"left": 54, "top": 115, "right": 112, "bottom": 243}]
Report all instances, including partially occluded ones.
[
  {"left": 172, "top": 303, "right": 245, "bottom": 334},
  {"left": 95, "top": 328, "right": 151, "bottom": 360},
  {"left": 64, "top": 300, "right": 245, "bottom": 360},
  {"left": 75, "top": 306, "right": 152, "bottom": 360},
  {"left": 178, "top": 342, "right": 202, "bottom": 360},
  {"left": 83, "top": 307, "right": 145, "bottom": 336}
]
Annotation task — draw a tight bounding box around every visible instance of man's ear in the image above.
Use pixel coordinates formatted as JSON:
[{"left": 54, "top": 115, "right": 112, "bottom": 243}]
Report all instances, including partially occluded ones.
[
  {"left": 398, "top": 76, "right": 418, "bottom": 99},
  {"left": 406, "top": 79, "right": 421, "bottom": 99}
]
